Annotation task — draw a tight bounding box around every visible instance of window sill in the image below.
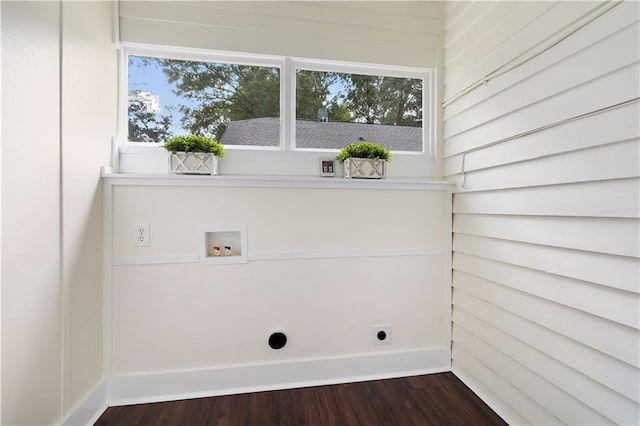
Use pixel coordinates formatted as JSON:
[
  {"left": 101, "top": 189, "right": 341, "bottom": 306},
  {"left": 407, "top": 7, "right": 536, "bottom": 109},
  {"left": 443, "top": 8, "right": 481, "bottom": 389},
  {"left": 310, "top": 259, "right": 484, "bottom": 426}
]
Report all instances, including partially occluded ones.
[
  {"left": 101, "top": 166, "right": 453, "bottom": 191},
  {"left": 116, "top": 143, "right": 436, "bottom": 178}
]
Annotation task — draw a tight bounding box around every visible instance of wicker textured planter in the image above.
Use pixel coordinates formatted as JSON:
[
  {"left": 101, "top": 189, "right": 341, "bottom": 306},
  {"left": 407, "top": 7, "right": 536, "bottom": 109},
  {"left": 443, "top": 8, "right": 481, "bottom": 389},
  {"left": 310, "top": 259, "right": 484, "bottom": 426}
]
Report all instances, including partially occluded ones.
[
  {"left": 343, "top": 157, "right": 386, "bottom": 179},
  {"left": 169, "top": 152, "right": 219, "bottom": 175}
]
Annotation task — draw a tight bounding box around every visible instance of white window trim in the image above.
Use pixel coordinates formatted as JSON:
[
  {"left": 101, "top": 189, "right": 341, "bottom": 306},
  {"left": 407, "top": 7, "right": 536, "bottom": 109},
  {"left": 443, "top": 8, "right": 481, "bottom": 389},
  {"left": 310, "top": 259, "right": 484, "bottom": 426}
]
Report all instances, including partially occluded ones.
[
  {"left": 117, "top": 43, "right": 436, "bottom": 178},
  {"left": 290, "top": 59, "right": 431, "bottom": 155}
]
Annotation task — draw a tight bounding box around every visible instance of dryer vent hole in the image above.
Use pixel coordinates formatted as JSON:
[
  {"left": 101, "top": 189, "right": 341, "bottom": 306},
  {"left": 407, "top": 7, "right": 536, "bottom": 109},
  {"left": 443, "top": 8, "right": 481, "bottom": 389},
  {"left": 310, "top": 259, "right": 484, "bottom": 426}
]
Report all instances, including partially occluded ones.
[{"left": 268, "top": 332, "right": 287, "bottom": 350}]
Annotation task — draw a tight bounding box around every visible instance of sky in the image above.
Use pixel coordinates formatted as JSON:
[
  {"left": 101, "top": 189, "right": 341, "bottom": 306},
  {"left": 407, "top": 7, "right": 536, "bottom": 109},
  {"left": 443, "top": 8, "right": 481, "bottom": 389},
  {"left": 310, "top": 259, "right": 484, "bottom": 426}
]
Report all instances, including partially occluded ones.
[{"left": 128, "top": 56, "right": 190, "bottom": 136}]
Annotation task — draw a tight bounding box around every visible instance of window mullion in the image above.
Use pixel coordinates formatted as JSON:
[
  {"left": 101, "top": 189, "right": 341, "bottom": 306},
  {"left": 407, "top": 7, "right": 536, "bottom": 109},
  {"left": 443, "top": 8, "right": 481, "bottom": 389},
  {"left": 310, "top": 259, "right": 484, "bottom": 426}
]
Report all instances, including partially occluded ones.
[
  {"left": 118, "top": 48, "right": 129, "bottom": 143},
  {"left": 283, "top": 57, "right": 294, "bottom": 151}
]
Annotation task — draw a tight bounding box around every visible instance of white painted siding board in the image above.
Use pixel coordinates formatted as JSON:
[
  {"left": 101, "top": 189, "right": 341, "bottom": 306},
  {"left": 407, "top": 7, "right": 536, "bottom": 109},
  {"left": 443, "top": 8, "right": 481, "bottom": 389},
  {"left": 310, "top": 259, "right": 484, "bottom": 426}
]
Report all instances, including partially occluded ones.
[
  {"left": 454, "top": 309, "right": 638, "bottom": 425},
  {"left": 451, "top": 139, "right": 640, "bottom": 193},
  {"left": 445, "top": 62, "right": 640, "bottom": 157},
  {"left": 444, "top": 2, "right": 520, "bottom": 65},
  {"left": 453, "top": 252, "right": 640, "bottom": 328},
  {"left": 453, "top": 274, "right": 640, "bottom": 366},
  {"left": 443, "top": 1, "right": 558, "bottom": 90},
  {"left": 182, "top": 1, "right": 440, "bottom": 22},
  {"left": 125, "top": 1, "right": 442, "bottom": 29},
  {"left": 453, "top": 179, "right": 640, "bottom": 218},
  {"left": 451, "top": 362, "right": 531, "bottom": 425},
  {"left": 452, "top": 351, "right": 558, "bottom": 425},
  {"left": 453, "top": 234, "right": 640, "bottom": 293},
  {"left": 454, "top": 290, "right": 640, "bottom": 403},
  {"left": 444, "top": 101, "right": 639, "bottom": 176},
  {"left": 120, "top": 2, "right": 439, "bottom": 45},
  {"left": 322, "top": 2, "right": 441, "bottom": 21},
  {"left": 442, "top": 1, "right": 481, "bottom": 32},
  {"left": 444, "top": 21, "right": 640, "bottom": 139},
  {"left": 444, "top": 1, "right": 602, "bottom": 99},
  {"left": 443, "top": 1, "right": 639, "bottom": 120},
  {"left": 454, "top": 328, "right": 613, "bottom": 426},
  {"left": 445, "top": 1, "right": 640, "bottom": 423},
  {"left": 442, "top": 1, "right": 501, "bottom": 50},
  {"left": 453, "top": 214, "right": 639, "bottom": 257},
  {"left": 119, "top": 1, "right": 440, "bottom": 68},
  {"left": 120, "top": 17, "right": 436, "bottom": 68},
  {"left": 443, "top": 1, "right": 474, "bottom": 31}
]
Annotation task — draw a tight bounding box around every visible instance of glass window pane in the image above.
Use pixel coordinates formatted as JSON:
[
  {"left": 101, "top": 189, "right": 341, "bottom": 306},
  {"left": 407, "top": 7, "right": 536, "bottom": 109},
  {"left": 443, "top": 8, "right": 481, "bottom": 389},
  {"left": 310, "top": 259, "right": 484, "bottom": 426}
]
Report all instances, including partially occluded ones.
[
  {"left": 128, "top": 55, "right": 280, "bottom": 146},
  {"left": 295, "top": 69, "right": 423, "bottom": 151}
]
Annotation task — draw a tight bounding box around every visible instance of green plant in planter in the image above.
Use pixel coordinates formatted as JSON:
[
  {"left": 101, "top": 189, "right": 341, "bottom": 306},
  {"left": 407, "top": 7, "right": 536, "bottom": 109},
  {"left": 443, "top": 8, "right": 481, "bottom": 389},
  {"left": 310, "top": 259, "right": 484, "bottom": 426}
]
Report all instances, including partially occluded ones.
[
  {"left": 163, "top": 135, "right": 225, "bottom": 158},
  {"left": 335, "top": 141, "right": 391, "bottom": 163}
]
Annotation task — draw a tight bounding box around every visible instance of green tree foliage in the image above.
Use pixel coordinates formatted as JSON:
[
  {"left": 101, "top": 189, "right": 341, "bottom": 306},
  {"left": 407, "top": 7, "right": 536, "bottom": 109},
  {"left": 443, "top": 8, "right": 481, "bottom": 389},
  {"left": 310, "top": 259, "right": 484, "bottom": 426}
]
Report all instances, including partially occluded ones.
[
  {"left": 327, "top": 100, "right": 352, "bottom": 122},
  {"left": 160, "top": 59, "right": 281, "bottom": 140},
  {"left": 128, "top": 90, "right": 173, "bottom": 142},
  {"left": 128, "top": 56, "right": 423, "bottom": 143},
  {"left": 295, "top": 70, "right": 342, "bottom": 120},
  {"left": 344, "top": 74, "right": 422, "bottom": 127},
  {"left": 380, "top": 77, "right": 423, "bottom": 127}
]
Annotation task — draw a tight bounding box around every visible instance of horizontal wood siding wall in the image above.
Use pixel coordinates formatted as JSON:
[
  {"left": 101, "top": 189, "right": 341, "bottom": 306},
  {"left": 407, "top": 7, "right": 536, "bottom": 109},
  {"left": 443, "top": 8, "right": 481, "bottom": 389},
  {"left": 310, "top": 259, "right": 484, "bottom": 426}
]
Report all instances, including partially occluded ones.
[
  {"left": 118, "top": 1, "right": 441, "bottom": 67},
  {"left": 442, "top": 1, "right": 639, "bottom": 424}
]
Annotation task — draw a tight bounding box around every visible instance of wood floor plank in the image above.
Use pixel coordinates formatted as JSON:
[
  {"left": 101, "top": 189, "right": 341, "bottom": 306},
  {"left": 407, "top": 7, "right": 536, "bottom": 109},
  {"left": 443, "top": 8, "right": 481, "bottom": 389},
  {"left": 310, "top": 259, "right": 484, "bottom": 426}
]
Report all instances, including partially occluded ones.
[{"left": 95, "top": 373, "right": 506, "bottom": 425}]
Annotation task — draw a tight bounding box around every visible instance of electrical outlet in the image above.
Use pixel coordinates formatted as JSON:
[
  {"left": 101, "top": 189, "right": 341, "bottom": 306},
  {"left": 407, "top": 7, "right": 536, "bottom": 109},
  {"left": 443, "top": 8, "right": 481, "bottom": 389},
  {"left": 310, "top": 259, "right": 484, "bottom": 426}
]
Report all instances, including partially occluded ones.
[
  {"left": 372, "top": 324, "right": 391, "bottom": 346},
  {"left": 134, "top": 223, "right": 150, "bottom": 247}
]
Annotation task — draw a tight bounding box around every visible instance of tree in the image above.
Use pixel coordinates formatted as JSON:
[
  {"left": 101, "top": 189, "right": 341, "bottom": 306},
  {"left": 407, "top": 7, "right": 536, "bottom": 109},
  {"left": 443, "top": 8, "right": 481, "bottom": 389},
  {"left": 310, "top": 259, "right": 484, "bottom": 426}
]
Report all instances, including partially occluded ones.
[
  {"left": 295, "top": 70, "right": 341, "bottom": 121},
  {"left": 327, "top": 100, "right": 352, "bottom": 122},
  {"left": 379, "top": 77, "right": 422, "bottom": 127},
  {"left": 343, "top": 74, "right": 422, "bottom": 126},
  {"left": 160, "top": 59, "right": 281, "bottom": 140},
  {"left": 128, "top": 90, "right": 173, "bottom": 142}
]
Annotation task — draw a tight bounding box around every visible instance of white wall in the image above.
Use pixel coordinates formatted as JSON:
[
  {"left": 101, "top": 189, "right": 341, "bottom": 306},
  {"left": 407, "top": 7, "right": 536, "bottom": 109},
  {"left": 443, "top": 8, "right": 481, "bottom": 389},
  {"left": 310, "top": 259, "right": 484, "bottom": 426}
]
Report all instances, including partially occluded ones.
[
  {"left": 1, "top": 1, "right": 116, "bottom": 424},
  {"left": 119, "top": 1, "right": 441, "bottom": 68},
  {"left": 1, "top": 3, "right": 62, "bottom": 424},
  {"left": 106, "top": 178, "right": 452, "bottom": 402},
  {"left": 442, "top": 1, "right": 639, "bottom": 424},
  {"left": 0, "top": 3, "right": 3, "bottom": 422},
  {"left": 61, "top": 1, "right": 116, "bottom": 418}
]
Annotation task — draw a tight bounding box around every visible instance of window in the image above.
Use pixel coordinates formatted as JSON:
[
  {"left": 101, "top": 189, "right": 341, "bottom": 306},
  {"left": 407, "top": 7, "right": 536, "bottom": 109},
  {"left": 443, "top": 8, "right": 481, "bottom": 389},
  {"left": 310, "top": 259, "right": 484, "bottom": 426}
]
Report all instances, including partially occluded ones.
[
  {"left": 295, "top": 68, "right": 423, "bottom": 152},
  {"left": 127, "top": 54, "right": 281, "bottom": 147},
  {"left": 124, "top": 50, "right": 430, "bottom": 155}
]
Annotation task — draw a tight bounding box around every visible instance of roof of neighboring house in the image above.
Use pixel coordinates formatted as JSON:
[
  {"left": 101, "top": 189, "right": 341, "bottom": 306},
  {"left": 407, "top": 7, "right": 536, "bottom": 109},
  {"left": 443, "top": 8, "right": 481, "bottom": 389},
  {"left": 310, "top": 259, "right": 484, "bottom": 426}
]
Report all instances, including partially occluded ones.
[{"left": 219, "top": 117, "right": 422, "bottom": 151}]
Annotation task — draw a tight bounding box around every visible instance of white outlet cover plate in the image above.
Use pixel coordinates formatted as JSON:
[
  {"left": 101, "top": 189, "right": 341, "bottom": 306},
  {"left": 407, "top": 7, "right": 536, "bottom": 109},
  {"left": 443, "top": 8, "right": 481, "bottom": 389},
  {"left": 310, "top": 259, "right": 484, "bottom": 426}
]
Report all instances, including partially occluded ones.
[{"left": 134, "top": 223, "right": 150, "bottom": 247}]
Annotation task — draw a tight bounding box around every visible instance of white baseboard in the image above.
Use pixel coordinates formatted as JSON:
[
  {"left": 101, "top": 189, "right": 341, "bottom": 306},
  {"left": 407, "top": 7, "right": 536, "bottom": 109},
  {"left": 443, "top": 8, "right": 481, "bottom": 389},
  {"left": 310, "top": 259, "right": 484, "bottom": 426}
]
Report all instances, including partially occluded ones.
[
  {"left": 61, "top": 379, "right": 108, "bottom": 426},
  {"left": 452, "top": 364, "right": 522, "bottom": 426},
  {"left": 109, "top": 347, "right": 450, "bottom": 406}
]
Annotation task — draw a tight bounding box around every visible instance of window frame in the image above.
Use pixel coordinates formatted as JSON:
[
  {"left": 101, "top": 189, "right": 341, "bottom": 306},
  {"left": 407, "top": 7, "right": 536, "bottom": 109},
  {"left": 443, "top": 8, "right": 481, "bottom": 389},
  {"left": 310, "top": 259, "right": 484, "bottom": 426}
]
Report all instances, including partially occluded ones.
[
  {"left": 290, "top": 59, "right": 431, "bottom": 155},
  {"left": 117, "top": 44, "right": 435, "bottom": 176},
  {"left": 120, "top": 45, "right": 286, "bottom": 151}
]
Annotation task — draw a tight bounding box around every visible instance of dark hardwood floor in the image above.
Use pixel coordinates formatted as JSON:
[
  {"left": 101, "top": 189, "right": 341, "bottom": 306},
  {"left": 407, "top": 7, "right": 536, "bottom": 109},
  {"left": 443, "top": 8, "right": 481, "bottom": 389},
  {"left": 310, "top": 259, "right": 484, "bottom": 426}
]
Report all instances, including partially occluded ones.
[{"left": 95, "top": 373, "right": 506, "bottom": 426}]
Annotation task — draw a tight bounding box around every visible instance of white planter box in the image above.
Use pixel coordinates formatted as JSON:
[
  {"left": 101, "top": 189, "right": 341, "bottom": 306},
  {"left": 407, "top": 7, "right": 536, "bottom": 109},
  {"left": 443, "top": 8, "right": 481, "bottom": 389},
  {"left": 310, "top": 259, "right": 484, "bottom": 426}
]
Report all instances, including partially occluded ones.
[
  {"left": 169, "top": 152, "right": 219, "bottom": 175},
  {"left": 343, "top": 157, "right": 386, "bottom": 179}
]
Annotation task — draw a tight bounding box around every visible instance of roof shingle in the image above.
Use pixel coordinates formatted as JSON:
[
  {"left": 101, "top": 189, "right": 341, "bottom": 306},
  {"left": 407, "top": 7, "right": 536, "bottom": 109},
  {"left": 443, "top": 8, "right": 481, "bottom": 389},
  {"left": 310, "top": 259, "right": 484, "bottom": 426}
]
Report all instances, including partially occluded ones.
[{"left": 220, "top": 117, "right": 422, "bottom": 151}]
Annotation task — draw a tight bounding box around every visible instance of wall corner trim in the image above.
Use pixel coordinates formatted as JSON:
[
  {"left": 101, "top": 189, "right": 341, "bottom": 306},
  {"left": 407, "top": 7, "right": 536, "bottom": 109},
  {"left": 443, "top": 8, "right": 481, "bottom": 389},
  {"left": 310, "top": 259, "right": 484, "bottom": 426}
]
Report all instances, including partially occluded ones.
[
  {"left": 452, "top": 365, "right": 523, "bottom": 426},
  {"left": 109, "top": 348, "right": 450, "bottom": 407},
  {"left": 60, "top": 379, "right": 108, "bottom": 426}
]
